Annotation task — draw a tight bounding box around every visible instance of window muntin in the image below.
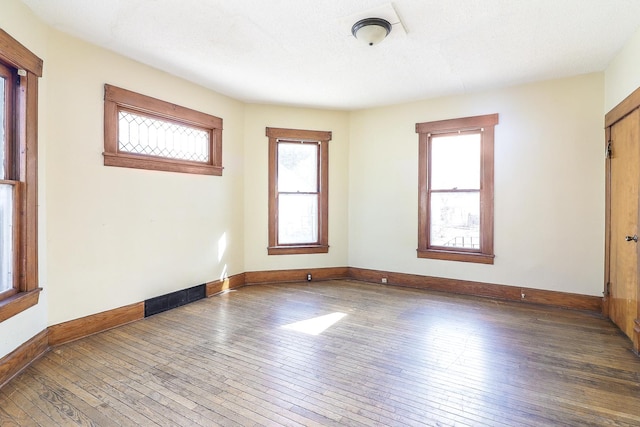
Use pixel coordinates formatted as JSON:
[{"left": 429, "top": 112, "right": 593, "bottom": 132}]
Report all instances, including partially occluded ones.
[
  {"left": 0, "top": 28, "right": 43, "bottom": 321},
  {"left": 104, "top": 84, "right": 223, "bottom": 176},
  {"left": 267, "top": 127, "right": 331, "bottom": 255},
  {"left": 416, "top": 114, "right": 498, "bottom": 264}
]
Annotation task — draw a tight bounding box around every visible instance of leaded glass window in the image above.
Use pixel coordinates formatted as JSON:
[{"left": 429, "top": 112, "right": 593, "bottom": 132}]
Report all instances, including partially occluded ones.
[{"left": 118, "top": 110, "right": 210, "bottom": 163}]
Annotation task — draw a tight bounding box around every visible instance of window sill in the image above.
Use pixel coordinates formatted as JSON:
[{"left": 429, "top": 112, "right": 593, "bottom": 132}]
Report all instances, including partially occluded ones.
[
  {"left": 103, "top": 152, "right": 223, "bottom": 176},
  {"left": 268, "top": 245, "right": 329, "bottom": 255},
  {"left": 0, "top": 288, "right": 42, "bottom": 323},
  {"left": 417, "top": 249, "right": 494, "bottom": 264}
]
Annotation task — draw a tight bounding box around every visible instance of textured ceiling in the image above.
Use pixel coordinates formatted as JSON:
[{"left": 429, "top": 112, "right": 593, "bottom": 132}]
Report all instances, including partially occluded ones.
[{"left": 19, "top": 0, "right": 640, "bottom": 110}]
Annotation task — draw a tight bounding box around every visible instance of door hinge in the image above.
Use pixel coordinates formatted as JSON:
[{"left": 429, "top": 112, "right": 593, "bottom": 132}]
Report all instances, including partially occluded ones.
[
  {"left": 605, "top": 282, "right": 611, "bottom": 296},
  {"left": 606, "top": 141, "right": 612, "bottom": 159}
]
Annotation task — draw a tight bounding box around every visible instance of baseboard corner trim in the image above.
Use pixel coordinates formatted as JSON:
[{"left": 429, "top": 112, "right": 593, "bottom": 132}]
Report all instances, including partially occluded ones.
[
  {"left": 206, "top": 273, "right": 246, "bottom": 296},
  {"left": 0, "top": 329, "right": 49, "bottom": 389}
]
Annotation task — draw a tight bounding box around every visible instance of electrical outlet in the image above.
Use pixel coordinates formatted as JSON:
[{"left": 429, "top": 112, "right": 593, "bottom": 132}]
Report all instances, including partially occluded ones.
[
  {"left": 307, "top": 273, "right": 312, "bottom": 282},
  {"left": 381, "top": 278, "right": 388, "bottom": 284}
]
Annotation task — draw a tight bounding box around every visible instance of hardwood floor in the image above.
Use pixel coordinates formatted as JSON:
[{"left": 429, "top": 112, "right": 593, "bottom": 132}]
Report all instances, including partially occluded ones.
[{"left": 1, "top": 279, "right": 639, "bottom": 426}]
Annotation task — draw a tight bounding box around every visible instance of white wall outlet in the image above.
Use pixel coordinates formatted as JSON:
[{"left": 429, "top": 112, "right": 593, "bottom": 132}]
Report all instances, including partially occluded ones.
[{"left": 381, "top": 278, "right": 388, "bottom": 284}]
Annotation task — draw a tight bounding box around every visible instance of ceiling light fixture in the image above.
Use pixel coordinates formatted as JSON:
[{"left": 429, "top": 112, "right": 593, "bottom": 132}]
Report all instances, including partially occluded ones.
[{"left": 351, "top": 18, "right": 392, "bottom": 46}]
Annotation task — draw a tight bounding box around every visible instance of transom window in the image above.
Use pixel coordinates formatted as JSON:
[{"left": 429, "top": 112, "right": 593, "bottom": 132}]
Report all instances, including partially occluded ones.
[
  {"left": 416, "top": 114, "right": 498, "bottom": 264},
  {"left": 104, "top": 84, "right": 223, "bottom": 176},
  {"left": 118, "top": 110, "right": 210, "bottom": 162},
  {"left": 267, "top": 127, "right": 331, "bottom": 255}
]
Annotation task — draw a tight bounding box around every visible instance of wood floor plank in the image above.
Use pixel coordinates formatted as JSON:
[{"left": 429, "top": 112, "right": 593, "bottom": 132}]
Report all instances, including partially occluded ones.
[
  {"left": 45, "top": 348, "right": 163, "bottom": 427},
  {"left": 0, "top": 404, "right": 21, "bottom": 427},
  {"left": 3, "top": 280, "right": 640, "bottom": 426},
  {"left": 10, "top": 370, "right": 95, "bottom": 426},
  {"left": 0, "top": 390, "right": 39, "bottom": 427}
]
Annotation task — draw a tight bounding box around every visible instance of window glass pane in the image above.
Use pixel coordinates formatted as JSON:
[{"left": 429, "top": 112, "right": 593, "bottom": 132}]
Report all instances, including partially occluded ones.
[
  {"left": 118, "top": 110, "right": 210, "bottom": 162},
  {"left": 0, "top": 184, "right": 13, "bottom": 293},
  {"left": 431, "top": 133, "right": 480, "bottom": 190},
  {"left": 278, "top": 142, "right": 317, "bottom": 192},
  {"left": 278, "top": 194, "right": 318, "bottom": 244},
  {"left": 430, "top": 191, "right": 479, "bottom": 249},
  {"left": 0, "top": 76, "right": 5, "bottom": 179}
]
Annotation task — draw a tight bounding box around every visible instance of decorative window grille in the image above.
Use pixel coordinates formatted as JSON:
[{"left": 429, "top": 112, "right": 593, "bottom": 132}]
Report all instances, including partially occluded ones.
[{"left": 118, "top": 111, "right": 210, "bottom": 163}]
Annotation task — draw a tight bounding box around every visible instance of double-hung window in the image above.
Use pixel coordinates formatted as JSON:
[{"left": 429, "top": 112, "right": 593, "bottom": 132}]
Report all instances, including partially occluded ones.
[
  {"left": 0, "top": 29, "right": 42, "bottom": 322},
  {"left": 416, "top": 114, "right": 498, "bottom": 264},
  {"left": 267, "top": 127, "right": 331, "bottom": 255}
]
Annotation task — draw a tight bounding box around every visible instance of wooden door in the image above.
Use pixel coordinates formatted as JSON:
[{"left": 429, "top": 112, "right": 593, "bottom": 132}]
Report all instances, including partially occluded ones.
[{"left": 608, "top": 108, "right": 640, "bottom": 351}]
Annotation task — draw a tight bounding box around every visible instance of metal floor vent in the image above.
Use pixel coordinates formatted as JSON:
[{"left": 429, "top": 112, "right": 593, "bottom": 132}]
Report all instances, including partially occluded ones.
[{"left": 144, "top": 284, "right": 206, "bottom": 317}]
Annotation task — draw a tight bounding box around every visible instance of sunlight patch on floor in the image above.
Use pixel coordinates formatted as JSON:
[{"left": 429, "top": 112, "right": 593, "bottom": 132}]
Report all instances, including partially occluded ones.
[{"left": 281, "top": 312, "right": 347, "bottom": 335}]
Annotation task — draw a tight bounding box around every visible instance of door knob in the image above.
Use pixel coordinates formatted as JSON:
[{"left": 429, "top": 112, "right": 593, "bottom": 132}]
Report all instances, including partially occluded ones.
[{"left": 625, "top": 234, "right": 638, "bottom": 242}]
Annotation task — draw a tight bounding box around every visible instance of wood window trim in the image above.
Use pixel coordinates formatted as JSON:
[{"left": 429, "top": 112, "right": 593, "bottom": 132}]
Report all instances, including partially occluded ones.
[
  {"left": 0, "top": 289, "right": 41, "bottom": 323},
  {"left": 416, "top": 113, "right": 498, "bottom": 264},
  {"left": 0, "top": 29, "right": 42, "bottom": 321},
  {"left": 267, "top": 127, "right": 331, "bottom": 255},
  {"left": 103, "top": 84, "right": 223, "bottom": 176}
]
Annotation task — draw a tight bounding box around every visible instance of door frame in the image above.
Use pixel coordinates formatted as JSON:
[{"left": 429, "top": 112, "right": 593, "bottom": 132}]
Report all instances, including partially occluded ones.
[{"left": 605, "top": 85, "right": 640, "bottom": 354}]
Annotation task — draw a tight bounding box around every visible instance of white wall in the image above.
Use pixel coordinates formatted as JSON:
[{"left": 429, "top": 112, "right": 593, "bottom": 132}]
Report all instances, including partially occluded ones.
[
  {"left": 243, "top": 104, "right": 350, "bottom": 271},
  {"left": 605, "top": 26, "right": 640, "bottom": 112},
  {"left": 0, "top": 0, "right": 49, "bottom": 359},
  {"left": 349, "top": 73, "right": 605, "bottom": 296},
  {"left": 44, "top": 31, "right": 246, "bottom": 325}
]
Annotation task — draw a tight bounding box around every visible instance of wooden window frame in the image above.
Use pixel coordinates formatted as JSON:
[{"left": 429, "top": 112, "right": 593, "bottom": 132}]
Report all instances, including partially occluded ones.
[
  {"left": 103, "top": 84, "right": 223, "bottom": 176},
  {"left": 267, "top": 127, "right": 331, "bottom": 255},
  {"left": 416, "top": 113, "right": 498, "bottom": 264},
  {"left": 0, "top": 29, "right": 43, "bottom": 323}
]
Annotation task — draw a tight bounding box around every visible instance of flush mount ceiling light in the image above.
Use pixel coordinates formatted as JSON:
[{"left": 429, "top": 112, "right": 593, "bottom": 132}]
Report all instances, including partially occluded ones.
[{"left": 351, "top": 17, "right": 392, "bottom": 46}]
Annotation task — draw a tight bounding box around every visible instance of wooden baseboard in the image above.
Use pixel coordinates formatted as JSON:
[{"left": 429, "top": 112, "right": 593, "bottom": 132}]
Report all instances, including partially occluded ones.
[
  {"left": 1, "top": 266, "right": 605, "bottom": 391},
  {"left": 0, "top": 329, "right": 48, "bottom": 389},
  {"left": 602, "top": 295, "right": 610, "bottom": 317},
  {"left": 42, "top": 266, "right": 601, "bottom": 348},
  {"left": 206, "top": 273, "right": 246, "bottom": 296},
  {"left": 48, "top": 302, "right": 144, "bottom": 347},
  {"left": 245, "top": 267, "right": 349, "bottom": 285},
  {"left": 349, "top": 267, "right": 602, "bottom": 312}
]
